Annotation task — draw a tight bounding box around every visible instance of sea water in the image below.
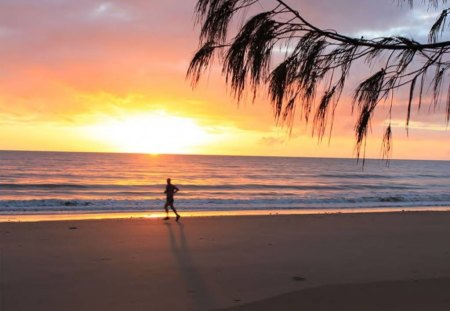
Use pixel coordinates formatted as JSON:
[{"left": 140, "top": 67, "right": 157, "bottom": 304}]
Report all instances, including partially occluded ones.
[{"left": 0, "top": 150, "right": 449, "bottom": 214}]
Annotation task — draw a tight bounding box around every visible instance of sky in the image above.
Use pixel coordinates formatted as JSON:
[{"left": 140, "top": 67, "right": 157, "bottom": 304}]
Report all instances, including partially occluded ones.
[{"left": 0, "top": 0, "right": 449, "bottom": 159}]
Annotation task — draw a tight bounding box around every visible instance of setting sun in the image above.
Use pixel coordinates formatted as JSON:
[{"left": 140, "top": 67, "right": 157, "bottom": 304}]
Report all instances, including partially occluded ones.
[{"left": 85, "top": 112, "right": 211, "bottom": 154}]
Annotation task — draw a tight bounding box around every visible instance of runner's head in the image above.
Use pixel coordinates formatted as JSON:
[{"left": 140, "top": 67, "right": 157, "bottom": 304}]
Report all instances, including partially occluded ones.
[{"left": 167, "top": 178, "right": 171, "bottom": 184}]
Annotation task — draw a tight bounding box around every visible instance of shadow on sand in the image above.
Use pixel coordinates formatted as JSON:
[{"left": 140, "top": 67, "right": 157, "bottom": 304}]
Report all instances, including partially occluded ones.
[{"left": 164, "top": 221, "right": 215, "bottom": 310}]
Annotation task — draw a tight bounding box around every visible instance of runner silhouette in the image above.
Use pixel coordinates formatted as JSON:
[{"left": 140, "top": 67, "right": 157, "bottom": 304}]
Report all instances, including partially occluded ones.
[{"left": 163, "top": 178, "right": 180, "bottom": 221}]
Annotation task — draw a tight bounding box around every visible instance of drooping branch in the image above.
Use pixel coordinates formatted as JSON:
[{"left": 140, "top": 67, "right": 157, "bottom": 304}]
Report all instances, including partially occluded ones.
[{"left": 187, "top": 0, "right": 450, "bottom": 160}]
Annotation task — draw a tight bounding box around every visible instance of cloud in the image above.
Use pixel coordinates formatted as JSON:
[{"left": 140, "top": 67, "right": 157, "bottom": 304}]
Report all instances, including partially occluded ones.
[
  {"left": 90, "top": 2, "right": 133, "bottom": 20},
  {"left": 259, "top": 136, "right": 286, "bottom": 146},
  {"left": 352, "top": 8, "right": 443, "bottom": 41},
  {"left": 389, "top": 119, "right": 449, "bottom": 132}
]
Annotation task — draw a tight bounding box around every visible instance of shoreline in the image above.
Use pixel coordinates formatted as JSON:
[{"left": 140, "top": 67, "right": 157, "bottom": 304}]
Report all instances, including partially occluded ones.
[{"left": 1, "top": 206, "right": 450, "bottom": 223}]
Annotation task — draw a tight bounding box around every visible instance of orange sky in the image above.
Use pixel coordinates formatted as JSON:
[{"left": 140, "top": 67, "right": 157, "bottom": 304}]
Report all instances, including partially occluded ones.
[{"left": 0, "top": 0, "right": 449, "bottom": 160}]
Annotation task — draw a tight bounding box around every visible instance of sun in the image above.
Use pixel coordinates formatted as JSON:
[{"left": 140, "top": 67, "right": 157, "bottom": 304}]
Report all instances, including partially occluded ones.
[{"left": 86, "top": 112, "right": 211, "bottom": 154}]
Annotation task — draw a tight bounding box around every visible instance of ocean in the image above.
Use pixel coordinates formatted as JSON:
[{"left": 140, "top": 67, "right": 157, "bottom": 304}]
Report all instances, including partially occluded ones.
[{"left": 0, "top": 150, "right": 449, "bottom": 214}]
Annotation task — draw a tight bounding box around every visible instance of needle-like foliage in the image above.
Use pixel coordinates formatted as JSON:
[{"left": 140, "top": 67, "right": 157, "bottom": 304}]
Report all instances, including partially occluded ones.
[{"left": 188, "top": 0, "right": 450, "bottom": 161}]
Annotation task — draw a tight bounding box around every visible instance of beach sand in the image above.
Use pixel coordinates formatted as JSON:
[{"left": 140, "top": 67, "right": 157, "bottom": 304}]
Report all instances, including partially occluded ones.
[{"left": 1, "top": 212, "right": 450, "bottom": 310}]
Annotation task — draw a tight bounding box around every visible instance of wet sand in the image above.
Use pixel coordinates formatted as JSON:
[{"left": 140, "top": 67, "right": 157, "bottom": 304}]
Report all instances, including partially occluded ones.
[{"left": 1, "top": 212, "right": 450, "bottom": 310}]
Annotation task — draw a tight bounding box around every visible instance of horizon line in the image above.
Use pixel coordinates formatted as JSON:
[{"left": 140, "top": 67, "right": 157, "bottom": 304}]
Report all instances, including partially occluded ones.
[{"left": 1, "top": 148, "right": 448, "bottom": 162}]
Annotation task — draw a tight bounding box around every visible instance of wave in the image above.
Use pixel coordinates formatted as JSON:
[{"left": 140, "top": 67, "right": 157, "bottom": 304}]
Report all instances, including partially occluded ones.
[
  {"left": 318, "top": 173, "right": 394, "bottom": 179},
  {"left": 0, "top": 182, "right": 421, "bottom": 191},
  {"left": 1, "top": 194, "right": 450, "bottom": 213},
  {"left": 0, "top": 183, "right": 90, "bottom": 189}
]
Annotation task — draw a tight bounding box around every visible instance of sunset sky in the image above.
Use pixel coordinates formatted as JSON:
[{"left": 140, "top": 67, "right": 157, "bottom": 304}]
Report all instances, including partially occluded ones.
[{"left": 0, "top": 0, "right": 449, "bottom": 159}]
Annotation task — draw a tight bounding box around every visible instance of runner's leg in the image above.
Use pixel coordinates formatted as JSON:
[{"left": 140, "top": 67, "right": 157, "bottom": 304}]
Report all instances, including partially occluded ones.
[
  {"left": 170, "top": 203, "right": 180, "bottom": 221},
  {"left": 163, "top": 202, "right": 170, "bottom": 219}
]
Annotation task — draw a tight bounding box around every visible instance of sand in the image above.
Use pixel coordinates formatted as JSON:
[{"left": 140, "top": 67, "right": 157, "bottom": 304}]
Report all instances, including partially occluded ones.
[{"left": 1, "top": 212, "right": 450, "bottom": 310}]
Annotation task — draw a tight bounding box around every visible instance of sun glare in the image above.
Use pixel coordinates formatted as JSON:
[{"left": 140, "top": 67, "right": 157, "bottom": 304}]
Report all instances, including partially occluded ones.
[{"left": 86, "top": 112, "right": 211, "bottom": 154}]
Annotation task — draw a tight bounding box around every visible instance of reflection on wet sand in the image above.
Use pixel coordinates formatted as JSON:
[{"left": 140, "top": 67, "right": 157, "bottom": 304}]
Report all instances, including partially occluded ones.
[{"left": 3, "top": 206, "right": 450, "bottom": 223}]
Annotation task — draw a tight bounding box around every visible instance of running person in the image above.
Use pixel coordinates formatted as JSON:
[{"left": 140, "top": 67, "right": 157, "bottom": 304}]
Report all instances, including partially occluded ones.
[{"left": 163, "top": 178, "right": 180, "bottom": 221}]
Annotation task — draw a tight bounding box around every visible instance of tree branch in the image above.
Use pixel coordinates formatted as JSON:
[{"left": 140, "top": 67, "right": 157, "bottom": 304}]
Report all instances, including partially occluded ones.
[{"left": 188, "top": 0, "right": 450, "bottom": 161}]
